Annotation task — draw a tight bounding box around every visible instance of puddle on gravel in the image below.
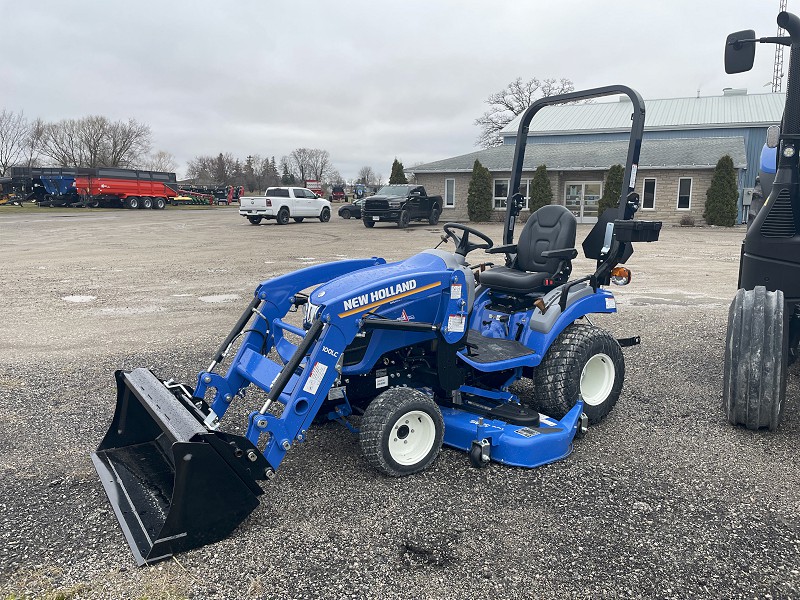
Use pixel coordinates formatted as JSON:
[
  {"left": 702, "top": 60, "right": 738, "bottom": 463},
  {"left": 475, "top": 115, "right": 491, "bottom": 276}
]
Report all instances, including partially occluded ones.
[
  {"left": 199, "top": 294, "right": 240, "bottom": 303},
  {"left": 62, "top": 295, "right": 96, "bottom": 303}
]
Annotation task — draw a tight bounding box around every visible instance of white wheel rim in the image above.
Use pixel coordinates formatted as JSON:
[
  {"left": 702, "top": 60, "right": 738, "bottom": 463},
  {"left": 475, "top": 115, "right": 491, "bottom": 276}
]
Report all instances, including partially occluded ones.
[
  {"left": 580, "top": 353, "right": 615, "bottom": 406},
  {"left": 388, "top": 410, "right": 436, "bottom": 466}
]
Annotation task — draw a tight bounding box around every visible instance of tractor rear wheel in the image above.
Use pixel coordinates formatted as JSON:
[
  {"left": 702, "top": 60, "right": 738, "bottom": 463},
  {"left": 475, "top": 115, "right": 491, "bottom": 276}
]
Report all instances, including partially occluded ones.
[
  {"left": 360, "top": 388, "right": 444, "bottom": 477},
  {"left": 531, "top": 323, "right": 624, "bottom": 424},
  {"left": 723, "top": 286, "right": 787, "bottom": 431}
]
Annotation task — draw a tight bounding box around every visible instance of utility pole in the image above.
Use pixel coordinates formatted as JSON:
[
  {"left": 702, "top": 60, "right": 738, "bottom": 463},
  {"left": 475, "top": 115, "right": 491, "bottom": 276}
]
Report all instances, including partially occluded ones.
[{"left": 773, "top": 0, "right": 788, "bottom": 92}]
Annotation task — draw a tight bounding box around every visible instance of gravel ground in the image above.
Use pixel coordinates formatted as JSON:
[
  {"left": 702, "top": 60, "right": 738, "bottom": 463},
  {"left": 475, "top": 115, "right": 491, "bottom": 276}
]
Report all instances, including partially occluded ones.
[{"left": 0, "top": 206, "right": 798, "bottom": 600}]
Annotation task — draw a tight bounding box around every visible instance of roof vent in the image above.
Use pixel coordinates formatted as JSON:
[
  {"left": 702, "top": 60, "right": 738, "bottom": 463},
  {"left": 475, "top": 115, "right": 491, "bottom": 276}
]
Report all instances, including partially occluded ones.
[{"left": 722, "top": 88, "right": 748, "bottom": 96}]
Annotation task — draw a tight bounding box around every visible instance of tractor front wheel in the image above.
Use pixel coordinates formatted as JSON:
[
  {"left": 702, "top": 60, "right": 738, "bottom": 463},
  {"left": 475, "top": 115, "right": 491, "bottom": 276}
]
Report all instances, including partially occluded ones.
[
  {"left": 360, "top": 388, "right": 444, "bottom": 477},
  {"left": 532, "top": 323, "right": 624, "bottom": 424},
  {"left": 723, "top": 286, "right": 786, "bottom": 431}
]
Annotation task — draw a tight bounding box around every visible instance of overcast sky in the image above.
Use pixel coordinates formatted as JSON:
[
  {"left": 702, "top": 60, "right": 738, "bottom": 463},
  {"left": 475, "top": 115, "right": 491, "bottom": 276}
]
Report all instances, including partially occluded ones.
[{"left": 2, "top": 1, "right": 787, "bottom": 180}]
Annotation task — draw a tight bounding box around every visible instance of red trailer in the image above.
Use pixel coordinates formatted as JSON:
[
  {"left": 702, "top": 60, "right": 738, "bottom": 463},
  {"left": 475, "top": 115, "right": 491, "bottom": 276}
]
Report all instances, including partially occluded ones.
[{"left": 75, "top": 168, "right": 179, "bottom": 209}]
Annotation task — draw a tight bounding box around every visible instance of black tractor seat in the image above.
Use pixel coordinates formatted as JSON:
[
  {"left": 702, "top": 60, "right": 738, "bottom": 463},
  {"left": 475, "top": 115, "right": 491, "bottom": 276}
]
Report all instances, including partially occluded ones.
[{"left": 480, "top": 204, "right": 578, "bottom": 294}]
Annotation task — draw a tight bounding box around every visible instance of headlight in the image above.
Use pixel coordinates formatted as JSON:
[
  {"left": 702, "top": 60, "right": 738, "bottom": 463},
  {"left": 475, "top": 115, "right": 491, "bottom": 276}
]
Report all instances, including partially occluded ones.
[{"left": 304, "top": 301, "right": 321, "bottom": 328}]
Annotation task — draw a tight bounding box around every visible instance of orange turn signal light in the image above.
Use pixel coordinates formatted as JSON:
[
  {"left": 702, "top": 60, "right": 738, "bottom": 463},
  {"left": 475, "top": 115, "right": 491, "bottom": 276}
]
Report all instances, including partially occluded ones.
[{"left": 610, "top": 267, "right": 631, "bottom": 286}]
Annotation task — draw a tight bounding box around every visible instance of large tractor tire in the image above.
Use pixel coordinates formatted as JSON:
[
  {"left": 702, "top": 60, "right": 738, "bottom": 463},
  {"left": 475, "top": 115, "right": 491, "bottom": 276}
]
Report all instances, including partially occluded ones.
[
  {"left": 360, "top": 388, "right": 444, "bottom": 477},
  {"left": 532, "top": 323, "right": 625, "bottom": 425},
  {"left": 723, "top": 286, "right": 787, "bottom": 431}
]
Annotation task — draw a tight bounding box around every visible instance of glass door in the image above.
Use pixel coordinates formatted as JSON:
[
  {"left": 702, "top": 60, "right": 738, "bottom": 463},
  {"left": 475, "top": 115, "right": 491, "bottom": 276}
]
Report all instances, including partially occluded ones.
[
  {"left": 565, "top": 184, "right": 582, "bottom": 220},
  {"left": 564, "top": 182, "right": 602, "bottom": 223},
  {"left": 583, "top": 183, "right": 602, "bottom": 222}
]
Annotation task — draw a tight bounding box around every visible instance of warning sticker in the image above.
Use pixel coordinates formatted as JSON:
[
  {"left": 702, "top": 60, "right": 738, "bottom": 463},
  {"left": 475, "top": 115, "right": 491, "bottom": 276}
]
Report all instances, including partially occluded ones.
[
  {"left": 515, "top": 427, "right": 540, "bottom": 438},
  {"left": 605, "top": 297, "right": 616, "bottom": 310},
  {"left": 302, "top": 361, "right": 328, "bottom": 395},
  {"left": 629, "top": 164, "right": 638, "bottom": 188},
  {"left": 375, "top": 375, "right": 389, "bottom": 388},
  {"left": 450, "top": 284, "right": 462, "bottom": 300},
  {"left": 448, "top": 314, "right": 466, "bottom": 333}
]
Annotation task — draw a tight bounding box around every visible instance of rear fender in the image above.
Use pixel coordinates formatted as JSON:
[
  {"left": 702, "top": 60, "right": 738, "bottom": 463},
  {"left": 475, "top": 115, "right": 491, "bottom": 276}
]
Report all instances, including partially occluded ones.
[{"left": 519, "top": 289, "right": 617, "bottom": 358}]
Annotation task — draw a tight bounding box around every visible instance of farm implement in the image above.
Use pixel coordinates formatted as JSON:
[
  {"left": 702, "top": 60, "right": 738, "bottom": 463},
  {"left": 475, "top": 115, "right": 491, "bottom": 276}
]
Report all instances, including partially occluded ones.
[{"left": 92, "top": 85, "right": 661, "bottom": 565}]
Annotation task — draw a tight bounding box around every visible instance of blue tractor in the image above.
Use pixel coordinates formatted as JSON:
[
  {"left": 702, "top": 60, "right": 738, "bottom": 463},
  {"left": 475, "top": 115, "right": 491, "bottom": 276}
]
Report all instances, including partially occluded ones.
[{"left": 92, "top": 85, "right": 661, "bottom": 565}]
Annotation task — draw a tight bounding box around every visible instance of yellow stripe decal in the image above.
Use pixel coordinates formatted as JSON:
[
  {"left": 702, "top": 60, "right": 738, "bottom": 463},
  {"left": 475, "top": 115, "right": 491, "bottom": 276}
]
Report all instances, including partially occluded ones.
[{"left": 337, "top": 282, "right": 441, "bottom": 318}]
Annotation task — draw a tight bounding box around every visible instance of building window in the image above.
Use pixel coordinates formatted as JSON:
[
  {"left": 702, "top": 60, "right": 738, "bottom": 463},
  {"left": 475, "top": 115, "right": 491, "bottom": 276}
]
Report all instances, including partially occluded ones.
[
  {"left": 677, "top": 177, "right": 692, "bottom": 210},
  {"left": 493, "top": 178, "right": 530, "bottom": 210},
  {"left": 642, "top": 178, "right": 656, "bottom": 210},
  {"left": 444, "top": 178, "right": 455, "bottom": 208},
  {"left": 493, "top": 179, "right": 509, "bottom": 209}
]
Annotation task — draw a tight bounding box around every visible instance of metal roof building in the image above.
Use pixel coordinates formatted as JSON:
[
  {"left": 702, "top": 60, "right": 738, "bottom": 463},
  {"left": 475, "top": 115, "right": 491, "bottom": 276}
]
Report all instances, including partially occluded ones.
[{"left": 409, "top": 90, "right": 782, "bottom": 225}]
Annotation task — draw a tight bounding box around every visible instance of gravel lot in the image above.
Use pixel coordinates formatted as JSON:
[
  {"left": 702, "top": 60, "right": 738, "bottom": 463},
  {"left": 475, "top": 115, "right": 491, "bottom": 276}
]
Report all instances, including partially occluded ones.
[{"left": 0, "top": 206, "right": 798, "bottom": 600}]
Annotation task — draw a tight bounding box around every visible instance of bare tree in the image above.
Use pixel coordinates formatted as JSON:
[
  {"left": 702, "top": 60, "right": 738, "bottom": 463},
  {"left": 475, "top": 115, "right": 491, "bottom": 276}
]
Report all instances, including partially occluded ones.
[
  {"left": 288, "top": 148, "right": 313, "bottom": 182},
  {"left": 139, "top": 150, "right": 177, "bottom": 172},
  {"left": 474, "top": 77, "right": 575, "bottom": 148},
  {"left": 23, "top": 118, "right": 46, "bottom": 168},
  {"left": 103, "top": 118, "right": 151, "bottom": 167},
  {"left": 39, "top": 116, "right": 151, "bottom": 168},
  {"left": 0, "top": 109, "right": 29, "bottom": 176},
  {"left": 357, "top": 165, "right": 375, "bottom": 185},
  {"left": 307, "top": 148, "right": 333, "bottom": 181}
]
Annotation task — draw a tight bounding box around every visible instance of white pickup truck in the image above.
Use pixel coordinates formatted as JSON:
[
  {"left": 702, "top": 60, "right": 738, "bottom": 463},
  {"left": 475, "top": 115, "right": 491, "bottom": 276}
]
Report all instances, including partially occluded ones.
[{"left": 239, "top": 186, "right": 332, "bottom": 225}]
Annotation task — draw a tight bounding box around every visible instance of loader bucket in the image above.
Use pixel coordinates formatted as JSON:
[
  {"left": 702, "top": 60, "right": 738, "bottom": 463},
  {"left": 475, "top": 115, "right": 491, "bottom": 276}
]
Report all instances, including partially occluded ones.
[{"left": 91, "top": 368, "right": 269, "bottom": 565}]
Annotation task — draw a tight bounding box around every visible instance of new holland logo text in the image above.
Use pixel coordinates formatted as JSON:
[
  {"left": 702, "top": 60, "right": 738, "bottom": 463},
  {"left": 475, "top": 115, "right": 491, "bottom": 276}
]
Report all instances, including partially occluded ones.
[{"left": 343, "top": 280, "right": 417, "bottom": 312}]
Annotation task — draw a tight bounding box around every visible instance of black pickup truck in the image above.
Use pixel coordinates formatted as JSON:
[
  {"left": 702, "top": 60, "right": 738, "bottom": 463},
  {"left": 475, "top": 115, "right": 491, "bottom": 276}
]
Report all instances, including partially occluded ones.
[{"left": 362, "top": 184, "right": 442, "bottom": 228}]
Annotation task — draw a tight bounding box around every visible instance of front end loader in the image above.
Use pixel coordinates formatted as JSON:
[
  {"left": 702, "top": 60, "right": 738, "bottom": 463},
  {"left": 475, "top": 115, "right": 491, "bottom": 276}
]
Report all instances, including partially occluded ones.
[{"left": 92, "top": 85, "right": 660, "bottom": 565}]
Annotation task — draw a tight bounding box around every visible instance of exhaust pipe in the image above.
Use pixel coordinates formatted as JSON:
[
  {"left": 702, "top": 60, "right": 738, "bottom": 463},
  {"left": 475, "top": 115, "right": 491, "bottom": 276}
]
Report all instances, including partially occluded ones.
[{"left": 91, "top": 368, "right": 269, "bottom": 565}]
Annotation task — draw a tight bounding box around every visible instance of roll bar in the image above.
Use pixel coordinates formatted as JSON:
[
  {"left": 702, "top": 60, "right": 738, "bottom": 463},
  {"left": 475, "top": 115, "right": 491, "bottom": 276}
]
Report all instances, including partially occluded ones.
[{"left": 503, "top": 85, "right": 645, "bottom": 245}]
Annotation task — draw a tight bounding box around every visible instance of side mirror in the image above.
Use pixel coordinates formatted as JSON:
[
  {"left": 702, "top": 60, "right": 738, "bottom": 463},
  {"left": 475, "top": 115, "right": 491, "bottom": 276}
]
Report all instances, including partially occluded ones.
[
  {"left": 766, "top": 124, "right": 780, "bottom": 148},
  {"left": 725, "top": 30, "right": 756, "bottom": 74}
]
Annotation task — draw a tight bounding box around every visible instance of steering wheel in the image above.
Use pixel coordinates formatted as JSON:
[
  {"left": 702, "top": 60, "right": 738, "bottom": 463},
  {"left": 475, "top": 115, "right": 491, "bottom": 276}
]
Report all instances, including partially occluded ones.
[{"left": 442, "top": 223, "right": 494, "bottom": 256}]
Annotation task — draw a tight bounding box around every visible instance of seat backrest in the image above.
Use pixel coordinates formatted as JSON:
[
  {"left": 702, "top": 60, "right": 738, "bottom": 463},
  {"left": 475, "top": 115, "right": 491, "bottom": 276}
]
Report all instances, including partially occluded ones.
[{"left": 515, "top": 205, "right": 577, "bottom": 274}]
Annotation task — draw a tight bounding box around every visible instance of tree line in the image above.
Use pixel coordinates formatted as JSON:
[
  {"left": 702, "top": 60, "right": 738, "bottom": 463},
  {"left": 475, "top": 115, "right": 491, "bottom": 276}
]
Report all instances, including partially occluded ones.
[{"left": 0, "top": 108, "right": 176, "bottom": 177}]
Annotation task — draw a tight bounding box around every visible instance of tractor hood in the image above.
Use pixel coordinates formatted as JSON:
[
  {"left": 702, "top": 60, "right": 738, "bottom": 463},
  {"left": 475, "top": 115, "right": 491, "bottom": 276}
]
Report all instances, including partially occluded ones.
[{"left": 309, "top": 250, "right": 475, "bottom": 323}]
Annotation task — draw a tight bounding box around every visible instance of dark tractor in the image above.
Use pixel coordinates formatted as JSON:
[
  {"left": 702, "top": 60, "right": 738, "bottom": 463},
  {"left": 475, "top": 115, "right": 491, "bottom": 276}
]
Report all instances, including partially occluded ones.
[{"left": 722, "top": 11, "right": 800, "bottom": 430}]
